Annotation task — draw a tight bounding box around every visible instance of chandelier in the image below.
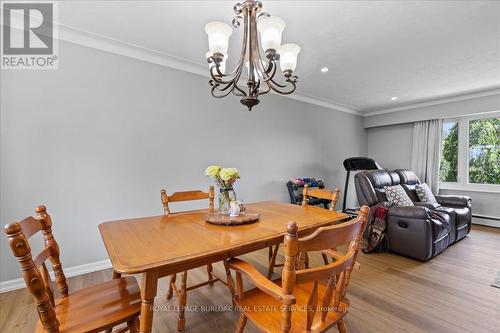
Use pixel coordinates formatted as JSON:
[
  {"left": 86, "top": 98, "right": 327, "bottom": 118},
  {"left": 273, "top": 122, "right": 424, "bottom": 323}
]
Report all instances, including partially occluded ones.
[{"left": 205, "top": 0, "right": 300, "bottom": 111}]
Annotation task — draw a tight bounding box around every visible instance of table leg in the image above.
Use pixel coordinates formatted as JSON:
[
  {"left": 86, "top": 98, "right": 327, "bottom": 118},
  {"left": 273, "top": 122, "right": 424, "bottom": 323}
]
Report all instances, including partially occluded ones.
[{"left": 139, "top": 270, "right": 159, "bottom": 333}]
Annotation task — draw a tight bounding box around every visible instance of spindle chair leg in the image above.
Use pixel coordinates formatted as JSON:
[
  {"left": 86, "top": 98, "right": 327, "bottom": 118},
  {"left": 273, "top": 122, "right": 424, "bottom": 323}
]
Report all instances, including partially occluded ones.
[
  {"left": 338, "top": 319, "right": 347, "bottom": 333},
  {"left": 235, "top": 313, "right": 247, "bottom": 333},
  {"left": 127, "top": 317, "right": 139, "bottom": 333},
  {"left": 177, "top": 271, "right": 188, "bottom": 331},
  {"left": 267, "top": 244, "right": 279, "bottom": 279},
  {"left": 167, "top": 273, "right": 176, "bottom": 300},
  {"left": 207, "top": 264, "right": 214, "bottom": 285},
  {"left": 112, "top": 270, "right": 121, "bottom": 279}
]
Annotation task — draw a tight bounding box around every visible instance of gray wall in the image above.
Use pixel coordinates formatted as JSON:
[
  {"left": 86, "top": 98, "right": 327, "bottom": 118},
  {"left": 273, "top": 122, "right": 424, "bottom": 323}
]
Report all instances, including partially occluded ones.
[
  {"left": 0, "top": 41, "right": 366, "bottom": 282},
  {"left": 367, "top": 123, "right": 413, "bottom": 169}
]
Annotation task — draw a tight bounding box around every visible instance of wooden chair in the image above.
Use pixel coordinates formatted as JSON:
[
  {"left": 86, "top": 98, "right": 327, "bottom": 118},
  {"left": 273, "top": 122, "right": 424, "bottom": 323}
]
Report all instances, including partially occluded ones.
[
  {"left": 302, "top": 184, "right": 341, "bottom": 211},
  {"left": 225, "top": 206, "right": 369, "bottom": 333},
  {"left": 160, "top": 186, "right": 219, "bottom": 331},
  {"left": 267, "top": 185, "right": 341, "bottom": 279},
  {"left": 4, "top": 205, "right": 141, "bottom": 333}
]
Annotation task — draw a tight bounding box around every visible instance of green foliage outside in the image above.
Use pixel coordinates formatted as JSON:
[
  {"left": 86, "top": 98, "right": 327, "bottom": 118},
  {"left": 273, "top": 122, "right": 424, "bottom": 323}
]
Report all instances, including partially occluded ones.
[
  {"left": 439, "top": 123, "right": 458, "bottom": 182},
  {"left": 439, "top": 118, "right": 500, "bottom": 184},
  {"left": 468, "top": 118, "right": 500, "bottom": 184}
]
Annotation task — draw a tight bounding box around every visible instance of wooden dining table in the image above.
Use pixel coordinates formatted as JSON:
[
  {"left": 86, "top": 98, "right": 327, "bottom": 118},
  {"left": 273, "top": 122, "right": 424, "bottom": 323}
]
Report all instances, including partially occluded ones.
[{"left": 99, "top": 201, "right": 349, "bottom": 332}]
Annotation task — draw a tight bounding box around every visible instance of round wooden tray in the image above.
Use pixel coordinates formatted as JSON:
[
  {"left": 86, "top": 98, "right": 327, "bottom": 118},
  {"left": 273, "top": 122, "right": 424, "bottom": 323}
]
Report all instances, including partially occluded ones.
[{"left": 205, "top": 211, "right": 260, "bottom": 225}]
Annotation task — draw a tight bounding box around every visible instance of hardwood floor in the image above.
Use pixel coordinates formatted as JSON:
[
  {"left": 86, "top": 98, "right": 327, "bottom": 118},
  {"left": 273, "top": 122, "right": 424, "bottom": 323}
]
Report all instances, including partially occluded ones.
[{"left": 1, "top": 225, "right": 499, "bottom": 332}]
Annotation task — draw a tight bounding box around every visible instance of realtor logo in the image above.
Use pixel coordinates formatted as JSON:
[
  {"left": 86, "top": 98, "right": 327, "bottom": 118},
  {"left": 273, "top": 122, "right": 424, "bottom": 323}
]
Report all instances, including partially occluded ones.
[{"left": 1, "top": 1, "right": 58, "bottom": 69}]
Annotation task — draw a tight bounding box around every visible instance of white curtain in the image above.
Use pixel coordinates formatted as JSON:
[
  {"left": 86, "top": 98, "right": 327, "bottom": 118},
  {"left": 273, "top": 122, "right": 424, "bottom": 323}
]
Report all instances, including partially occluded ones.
[{"left": 411, "top": 119, "right": 442, "bottom": 193}]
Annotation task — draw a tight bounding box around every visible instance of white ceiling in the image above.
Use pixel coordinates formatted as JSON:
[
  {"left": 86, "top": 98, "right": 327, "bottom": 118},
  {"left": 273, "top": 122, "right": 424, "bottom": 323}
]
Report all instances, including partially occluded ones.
[{"left": 57, "top": 0, "right": 500, "bottom": 113}]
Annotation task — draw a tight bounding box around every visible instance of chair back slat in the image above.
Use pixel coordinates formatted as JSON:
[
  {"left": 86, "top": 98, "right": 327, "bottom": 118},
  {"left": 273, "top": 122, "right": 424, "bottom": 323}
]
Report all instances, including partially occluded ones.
[
  {"left": 33, "top": 247, "right": 52, "bottom": 269},
  {"left": 161, "top": 186, "right": 215, "bottom": 215},
  {"left": 295, "top": 250, "right": 355, "bottom": 284},
  {"left": 298, "top": 219, "right": 362, "bottom": 253},
  {"left": 306, "top": 281, "right": 318, "bottom": 331},
  {"left": 4, "top": 205, "right": 68, "bottom": 332},
  {"left": 333, "top": 271, "right": 346, "bottom": 308},
  {"left": 320, "top": 275, "right": 336, "bottom": 321},
  {"left": 168, "top": 190, "right": 210, "bottom": 202},
  {"left": 19, "top": 216, "right": 41, "bottom": 239},
  {"left": 302, "top": 184, "right": 340, "bottom": 211},
  {"left": 279, "top": 206, "right": 370, "bottom": 332}
]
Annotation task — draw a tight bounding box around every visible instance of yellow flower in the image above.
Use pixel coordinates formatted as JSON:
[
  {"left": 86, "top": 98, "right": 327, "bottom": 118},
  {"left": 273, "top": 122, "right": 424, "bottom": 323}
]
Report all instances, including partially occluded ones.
[
  {"left": 205, "top": 165, "right": 221, "bottom": 177},
  {"left": 219, "top": 168, "right": 240, "bottom": 181}
]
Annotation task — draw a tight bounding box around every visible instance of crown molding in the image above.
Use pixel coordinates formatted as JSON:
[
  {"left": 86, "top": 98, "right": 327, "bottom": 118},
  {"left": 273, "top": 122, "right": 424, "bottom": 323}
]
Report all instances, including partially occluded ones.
[
  {"left": 363, "top": 88, "right": 500, "bottom": 117},
  {"left": 55, "top": 23, "right": 361, "bottom": 115}
]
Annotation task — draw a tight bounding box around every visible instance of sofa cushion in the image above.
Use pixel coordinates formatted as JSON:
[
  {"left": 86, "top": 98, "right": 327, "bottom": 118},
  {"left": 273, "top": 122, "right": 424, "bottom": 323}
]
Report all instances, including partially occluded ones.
[
  {"left": 367, "top": 170, "right": 393, "bottom": 189},
  {"left": 415, "top": 183, "right": 438, "bottom": 204},
  {"left": 385, "top": 185, "right": 414, "bottom": 206},
  {"left": 396, "top": 169, "right": 420, "bottom": 185}
]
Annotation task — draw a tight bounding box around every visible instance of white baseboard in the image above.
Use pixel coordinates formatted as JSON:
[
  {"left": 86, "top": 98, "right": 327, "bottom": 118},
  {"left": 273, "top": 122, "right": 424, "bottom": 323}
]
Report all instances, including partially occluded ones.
[{"left": 0, "top": 259, "right": 112, "bottom": 293}]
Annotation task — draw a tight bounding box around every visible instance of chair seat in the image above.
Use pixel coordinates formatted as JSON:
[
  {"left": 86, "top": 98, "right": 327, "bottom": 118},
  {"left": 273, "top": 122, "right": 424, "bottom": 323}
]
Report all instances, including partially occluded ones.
[
  {"left": 236, "top": 279, "right": 349, "bottom": 333},
  {"left": 36, "top": 276, "right": 141, "bottom": 333}
]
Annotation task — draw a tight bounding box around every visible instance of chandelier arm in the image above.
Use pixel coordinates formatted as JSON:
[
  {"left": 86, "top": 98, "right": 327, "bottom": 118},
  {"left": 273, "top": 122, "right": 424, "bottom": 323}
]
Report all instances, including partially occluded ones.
[
  {"left": 212, "top": 70, "right": 248, "bottom": 96},
  {"left": 232, "top": 84, "right": 247, "bottom": 96},
  {"left": 211, "top": 82, "right": 237, "bottom": 98},
  {"left": 257, "top": 83, "right": 271, "bottom": 96},
  {"left": 265, "top": 76, "right": 290, "bottom": 89},
  {"left": 266, "top": 79, "right": 297, "bottom": 95},
  {"left": 250, "top": 79, "right": 261, "bottom": 96},
  {"left": 210, "top": 65, "right": 236, "bottom": 84},
  {"left": 254, "top": 59, "right": 278, "bottom": 84},
  {"left": 215, "top": 82, "right": 237, "bottom": 92}
]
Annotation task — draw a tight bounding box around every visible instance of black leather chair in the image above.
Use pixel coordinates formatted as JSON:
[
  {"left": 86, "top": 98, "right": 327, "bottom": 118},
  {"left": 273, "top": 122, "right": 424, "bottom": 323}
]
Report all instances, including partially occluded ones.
[
  {"left": 355, "top": 170, "right": 451, "bottom": 261},
  {"left": 395, "top": 169, "right": 472, "bottom": 243}
]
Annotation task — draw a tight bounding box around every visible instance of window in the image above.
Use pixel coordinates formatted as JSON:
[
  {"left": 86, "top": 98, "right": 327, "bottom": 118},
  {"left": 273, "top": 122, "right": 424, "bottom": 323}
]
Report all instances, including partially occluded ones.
[
  {"left": 439, "top": 112, "right": 500, "bottom": 192},
  {"left": 468, "top": 117, "right": 500, "bottom": 184},
  {"left": 439, "top": 121, "right": 458, "bottom": 182}
]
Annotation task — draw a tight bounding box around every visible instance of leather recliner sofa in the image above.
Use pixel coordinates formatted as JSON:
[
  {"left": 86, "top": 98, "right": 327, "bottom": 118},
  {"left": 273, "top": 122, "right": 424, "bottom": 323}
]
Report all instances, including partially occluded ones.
[
  {"left": 355, "top": 170, "right": 459, "bottom": 261},
  {"left": 395, "top": 169, "right": 472, "bottom": 243}
]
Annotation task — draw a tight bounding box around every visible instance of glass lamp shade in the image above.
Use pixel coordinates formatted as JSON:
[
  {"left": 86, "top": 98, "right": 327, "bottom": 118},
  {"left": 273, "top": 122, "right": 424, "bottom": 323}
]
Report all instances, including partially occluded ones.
[
  {"left": 205, "top": 21, "right": 232, "bottom": 54},
  {"left": 257, "top": 16, "right": 286, "bottom": 51},
  {"left": 278, "top": 43, "right": 301, "bottom": 72},
  {"left": 206, "top": 51, "right": 227, "bottom": 74}
]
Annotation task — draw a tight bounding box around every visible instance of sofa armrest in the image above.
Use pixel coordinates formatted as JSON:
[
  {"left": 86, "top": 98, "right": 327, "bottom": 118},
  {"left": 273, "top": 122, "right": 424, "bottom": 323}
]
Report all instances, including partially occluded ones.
[
  {"left": 414, "top": 202, "right": 442, "bottom": 209},
  {"left": 435, "top": 195, "right": 471, "bottom": 207},
  {"left": 388, "top": 205, "right": 430, "bottom": 219}
]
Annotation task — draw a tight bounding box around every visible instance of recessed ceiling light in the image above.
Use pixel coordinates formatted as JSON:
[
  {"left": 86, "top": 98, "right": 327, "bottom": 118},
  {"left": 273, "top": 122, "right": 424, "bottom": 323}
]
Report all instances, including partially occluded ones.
[
  {"left": 391, "top": 96, "right": 398, "bottom": 101},
  {"left": 320, "top": 67, "right": 329, "bottom": 73}
]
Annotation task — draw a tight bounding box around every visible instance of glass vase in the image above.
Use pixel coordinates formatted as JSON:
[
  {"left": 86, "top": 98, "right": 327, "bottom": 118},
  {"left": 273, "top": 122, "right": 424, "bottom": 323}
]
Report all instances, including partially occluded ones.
[{"left": 219, "top": 188, "right": 236, "bottom": 215}]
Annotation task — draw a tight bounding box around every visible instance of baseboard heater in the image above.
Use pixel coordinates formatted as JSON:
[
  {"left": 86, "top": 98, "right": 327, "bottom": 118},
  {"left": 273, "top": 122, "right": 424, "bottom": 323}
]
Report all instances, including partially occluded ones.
[{"left": 472, "top": 214, "right": 500, "bottom": 228}]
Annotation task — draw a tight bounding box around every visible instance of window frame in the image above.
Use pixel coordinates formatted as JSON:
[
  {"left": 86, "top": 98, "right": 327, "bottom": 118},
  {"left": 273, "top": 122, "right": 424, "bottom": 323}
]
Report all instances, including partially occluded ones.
[{"left": 440, "top": 111, "right": 500, "bottom": 193}]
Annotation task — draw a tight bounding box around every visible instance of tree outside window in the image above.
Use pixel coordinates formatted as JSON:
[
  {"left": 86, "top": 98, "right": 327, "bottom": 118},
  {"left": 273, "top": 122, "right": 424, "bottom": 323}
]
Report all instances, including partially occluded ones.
[
  {"left": 468, "top": 118, "right": 500, "bottom": 184},
  {"left": 440, "top": 122, "right": 458, "bottom": 182}
]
